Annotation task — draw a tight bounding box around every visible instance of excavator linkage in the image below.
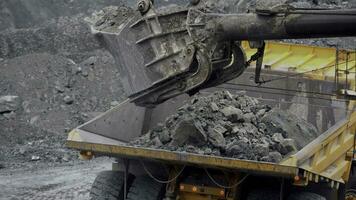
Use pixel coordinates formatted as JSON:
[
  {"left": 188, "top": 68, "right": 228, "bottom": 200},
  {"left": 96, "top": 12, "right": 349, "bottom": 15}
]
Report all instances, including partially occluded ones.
[{"left": 93, "top": 0, "right": 356, "bottom": 107}]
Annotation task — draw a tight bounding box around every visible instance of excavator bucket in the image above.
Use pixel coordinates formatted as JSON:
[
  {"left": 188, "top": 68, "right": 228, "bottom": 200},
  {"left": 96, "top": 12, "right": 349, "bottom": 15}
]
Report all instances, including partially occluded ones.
[
  {"left": 94, "top": 7, "right": 194, "bottom": 96},
  {"left": 90, "top": 4, "right": 245, "bottom": 107},
  {"left": 90, "top": 1, "right": 356, "bottom": 107}
]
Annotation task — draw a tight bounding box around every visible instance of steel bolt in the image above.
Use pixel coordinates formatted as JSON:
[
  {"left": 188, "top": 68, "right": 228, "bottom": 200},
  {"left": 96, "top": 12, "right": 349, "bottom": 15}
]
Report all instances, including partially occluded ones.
[
  {"left": 187, "top": 48, "right": 192, "bottom": 55},
  {"left": 138, "top": 1, "right": 146, "bottom": 11},
  {"left": 137, "top": 0, "right": 150, "bottom": 14}
]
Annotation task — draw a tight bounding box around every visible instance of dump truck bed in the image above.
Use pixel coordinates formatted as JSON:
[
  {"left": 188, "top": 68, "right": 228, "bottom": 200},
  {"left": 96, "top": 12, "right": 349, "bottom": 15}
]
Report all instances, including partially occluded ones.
[
  {"left": 67, "top": 128, "right": 299, "bottom": 177},
  {"left": 67, "top": 41, "right": 356, "bottom": 189},
  {"left": 67, "top": 100, "right": 356, "bottom": 190}
]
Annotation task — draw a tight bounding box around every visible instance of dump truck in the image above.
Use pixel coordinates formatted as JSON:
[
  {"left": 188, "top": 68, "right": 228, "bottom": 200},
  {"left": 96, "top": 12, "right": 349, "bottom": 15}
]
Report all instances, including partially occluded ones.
[{"left": 67, "top": 0, "right": 356, "bottom": 199}]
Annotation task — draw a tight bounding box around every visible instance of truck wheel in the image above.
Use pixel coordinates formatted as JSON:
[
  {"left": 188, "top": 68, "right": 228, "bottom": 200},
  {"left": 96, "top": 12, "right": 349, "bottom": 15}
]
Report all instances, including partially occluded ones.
[
  {"left": 346, "top": 189, "right": 356, "bottom": 200},
  {"left": 346, "top": 180, "right": 356, "bottom": 200},
  {"left": 126, "top": 175, "right": 165, "bottom": 200},
  {"left": 346, "top": 170, "right": 356, "bottom": 200},
  {"left": 246, "top": 189, "right": 280, "bottom": 200},
  {"left": 288, "top": 192, "right": 326, "bottom": 200},
  {"left": 89, "top": 171, "right": 127, "bottom": 200}
]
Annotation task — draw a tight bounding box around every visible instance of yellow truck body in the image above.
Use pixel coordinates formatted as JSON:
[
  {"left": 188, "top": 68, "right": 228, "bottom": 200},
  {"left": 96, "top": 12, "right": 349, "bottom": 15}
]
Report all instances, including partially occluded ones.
[{"left": 67, "top": 41, "right": 356, "bottom": 199}]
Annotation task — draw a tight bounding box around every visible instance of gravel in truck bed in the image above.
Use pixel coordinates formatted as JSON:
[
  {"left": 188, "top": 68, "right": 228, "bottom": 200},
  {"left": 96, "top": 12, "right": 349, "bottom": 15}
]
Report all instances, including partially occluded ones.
[{"left": 131, "top": 90, "right": 319, "bottom": 163}]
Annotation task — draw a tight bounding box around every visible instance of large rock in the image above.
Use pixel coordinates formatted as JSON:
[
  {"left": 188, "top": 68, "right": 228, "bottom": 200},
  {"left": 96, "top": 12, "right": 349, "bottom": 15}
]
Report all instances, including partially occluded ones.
[
  {"left": 265, "top": 152, "right": 283, "bottom": 163},
  {"left": 207, "top": 125, "right": 226, "bottom": 148},
  {"left": 254, "top": 143, "right": 270, "bottom": 157},
  {"left": 243, "top": 112, "right": 256, "bottom": 124},
  {"left": 220, "top": 106, "right": 243, "bottom": 122},
  {"left": 0, "top": 96, "right": 20, "bottom": 114},
  {"left": 226, "top": 140, "right": 250, "bottom": 157},
  {"left": 262, "top": 108, "right": 319, "bottom": 149},
  {"left": 171, "top": 119, "right": 207, "bottom": 147},
  {"left": 280, "top": 139, "right": 297, "bottom": 155}
]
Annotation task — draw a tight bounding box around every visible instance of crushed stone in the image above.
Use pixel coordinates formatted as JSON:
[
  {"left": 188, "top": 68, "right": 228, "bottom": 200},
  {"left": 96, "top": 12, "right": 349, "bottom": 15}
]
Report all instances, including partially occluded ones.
[
  {"left": 131, "top": 91, "right": 319, "bottom": 163},
  {"left": 86, "top": 5, "right": 135, "bottom": 33}
]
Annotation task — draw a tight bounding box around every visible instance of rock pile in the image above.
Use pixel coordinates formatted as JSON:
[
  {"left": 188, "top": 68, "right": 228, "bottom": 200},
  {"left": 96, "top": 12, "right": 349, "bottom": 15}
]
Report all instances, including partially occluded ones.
[
  {"left": 131, "top": 91, "right": 319, "bottom": 163},
  {"left": 0, "top": 51, "right": 127, "bottom": 168},
  {"left": 87, "top": 5, "right": 135, "bottom": 33}
]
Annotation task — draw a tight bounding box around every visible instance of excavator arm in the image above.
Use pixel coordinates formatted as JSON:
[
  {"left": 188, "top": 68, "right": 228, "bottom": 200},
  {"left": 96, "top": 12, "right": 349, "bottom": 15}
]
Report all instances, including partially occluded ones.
[{"left": 93, "top": 0, "right": 356, "bottom": 107}]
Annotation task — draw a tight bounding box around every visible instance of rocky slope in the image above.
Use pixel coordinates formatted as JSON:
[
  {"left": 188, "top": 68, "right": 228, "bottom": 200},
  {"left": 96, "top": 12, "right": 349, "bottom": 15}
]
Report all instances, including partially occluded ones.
[{"left": 0, "top": 0, "right": 129, "bottom": 168}]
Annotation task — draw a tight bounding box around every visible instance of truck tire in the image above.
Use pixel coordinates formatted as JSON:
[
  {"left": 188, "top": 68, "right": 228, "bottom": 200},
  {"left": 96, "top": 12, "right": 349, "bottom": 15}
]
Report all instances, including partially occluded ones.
[
  {"left": 346, "top": 189, "right": 356, "bottom": 200},
  {"left": 346, "top": 168, "right": 356, "bottom": 200},
  {"left": 246, "top": 189, "right": 280, "bottom": 200},
  {"left": 346, "top": 179, "right": 356, "bottom": 200},
  {"left": 89, "top": 171, "right": 126, "bottom": 200},
  {"left": 288, "top": 192, "right": 326, "bottom": 200},
  {"left": 126, "top": 175, "right": 165, "bottom": 200}
]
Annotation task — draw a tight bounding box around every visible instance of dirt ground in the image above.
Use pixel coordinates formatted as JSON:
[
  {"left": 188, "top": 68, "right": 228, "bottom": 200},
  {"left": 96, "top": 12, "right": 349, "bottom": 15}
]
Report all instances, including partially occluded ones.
[{"left": 0, "top": 158, "right": 112, "bottom": 200}]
